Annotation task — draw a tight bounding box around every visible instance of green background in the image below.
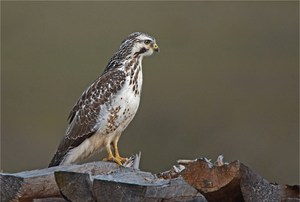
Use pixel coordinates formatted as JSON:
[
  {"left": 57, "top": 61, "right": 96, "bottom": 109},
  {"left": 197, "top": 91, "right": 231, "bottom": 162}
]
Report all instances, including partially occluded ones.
[{"left": 2, "top": 1, "right": 299, "bottom": 184}]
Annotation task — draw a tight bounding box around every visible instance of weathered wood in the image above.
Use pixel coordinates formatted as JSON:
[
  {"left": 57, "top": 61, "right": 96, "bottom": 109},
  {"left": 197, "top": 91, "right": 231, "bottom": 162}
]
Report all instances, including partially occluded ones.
[
  {"left": 239, "top": 163, "right": 281, "bottom": 201},
  {"left": 1, "top": 155, "right": 299, "bottom": 202},
  {"left": 92, "top": 168, "right": 206, "bottom": 202},
  {"left": 33, "top": 198, "right": 68, "bottom": 202},
  {"left": 54, "top": 167, "right": 206, "bottom": 202},
  {"left": 0, "top": 161, "right": 120, "bottom": 201},
  {"left": 55, "top": 171, "right": 94, "bottom": 202},
  {"left": 280, "top": 185, "right": 300, "bottom": 201},
  {"left": 157, "top": 158, "right": 243, "bottom": 202},
  {"left": 157, "top": 157, "right": 300, "bottom": 202}
]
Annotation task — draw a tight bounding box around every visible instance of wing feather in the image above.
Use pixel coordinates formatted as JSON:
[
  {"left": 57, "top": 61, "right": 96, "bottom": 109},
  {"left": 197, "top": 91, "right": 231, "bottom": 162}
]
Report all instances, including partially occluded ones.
[{"left": 49, "top": 69, "right": 126, "bottom": 167}]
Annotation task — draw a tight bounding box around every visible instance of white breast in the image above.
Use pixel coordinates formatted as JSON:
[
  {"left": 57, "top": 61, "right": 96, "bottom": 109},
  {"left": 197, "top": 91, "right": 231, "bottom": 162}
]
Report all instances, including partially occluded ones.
[{"left": 114, "top": 65, "right": 143, "bottom": 130}]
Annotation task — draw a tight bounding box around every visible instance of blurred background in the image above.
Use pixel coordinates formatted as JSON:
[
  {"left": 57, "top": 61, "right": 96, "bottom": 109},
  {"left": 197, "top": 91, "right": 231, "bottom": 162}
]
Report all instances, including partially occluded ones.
[{"left": 1, "top": 2, "right": 299, "bottom": 184}]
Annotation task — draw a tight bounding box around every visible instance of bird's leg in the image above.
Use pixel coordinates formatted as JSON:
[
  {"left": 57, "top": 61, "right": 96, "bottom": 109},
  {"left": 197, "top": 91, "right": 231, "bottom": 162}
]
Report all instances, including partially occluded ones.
[
  {"left": 102, "top": 144, "right": 114, "bottom": 161},
  {"left": 102, "top": 144, "right": 122, "bottom": 166},
  {"left": 113, "top": 138, "right": 127, "bottom": 163}
]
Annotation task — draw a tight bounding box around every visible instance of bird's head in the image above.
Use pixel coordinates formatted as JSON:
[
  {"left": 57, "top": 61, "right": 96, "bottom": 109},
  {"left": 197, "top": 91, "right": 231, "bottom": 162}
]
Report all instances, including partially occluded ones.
[
  {"left": 105, "top": 32, "right": 159, "bottom": 73},
  {"left": 120, "top": 32, "right": 159, "bottom": 58}
]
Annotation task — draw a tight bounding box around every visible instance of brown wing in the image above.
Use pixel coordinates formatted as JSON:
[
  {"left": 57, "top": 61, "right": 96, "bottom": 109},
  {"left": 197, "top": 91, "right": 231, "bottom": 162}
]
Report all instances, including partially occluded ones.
[{"left": 49, "top": 69, "right": 126, "bottom": 167}]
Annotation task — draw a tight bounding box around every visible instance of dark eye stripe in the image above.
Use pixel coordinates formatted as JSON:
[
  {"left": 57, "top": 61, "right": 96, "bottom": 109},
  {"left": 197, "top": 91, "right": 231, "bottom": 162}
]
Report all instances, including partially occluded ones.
[{"left": 134, "top": 47, "right": 147, "bottom": 56}]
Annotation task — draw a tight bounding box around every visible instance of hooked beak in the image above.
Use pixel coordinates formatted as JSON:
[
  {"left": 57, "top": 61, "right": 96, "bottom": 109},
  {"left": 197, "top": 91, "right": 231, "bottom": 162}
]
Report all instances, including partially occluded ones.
[{"left": 152, "top": 43, "right": 160, "bottom": 52}]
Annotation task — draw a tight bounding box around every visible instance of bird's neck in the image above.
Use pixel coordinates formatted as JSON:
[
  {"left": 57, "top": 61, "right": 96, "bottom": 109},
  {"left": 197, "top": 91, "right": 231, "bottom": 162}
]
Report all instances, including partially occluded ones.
[
  {"left": 123, "top": 56, "right": 143, "bottom": 75},
  {"left": 103, "top": 53, "right": 144, "bottom": 74}
]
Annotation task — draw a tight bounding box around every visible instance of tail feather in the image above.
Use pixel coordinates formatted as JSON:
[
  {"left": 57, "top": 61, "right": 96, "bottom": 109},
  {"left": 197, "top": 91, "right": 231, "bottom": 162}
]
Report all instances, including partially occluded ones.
[{"left": 48, "top": 150, "right": 67, "bottom": 167}]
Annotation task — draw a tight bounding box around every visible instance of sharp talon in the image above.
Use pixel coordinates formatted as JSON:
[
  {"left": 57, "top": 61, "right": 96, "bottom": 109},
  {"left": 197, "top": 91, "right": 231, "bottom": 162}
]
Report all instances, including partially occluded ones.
[
  {"left": 114, "top": 158, "right": 123, "bottom": 166},
  {"left": 102, "top": 156, "right": 123, "bottom": 166},
  {"left": 116, "top": 156, "right": 128, "bottom": 163}
]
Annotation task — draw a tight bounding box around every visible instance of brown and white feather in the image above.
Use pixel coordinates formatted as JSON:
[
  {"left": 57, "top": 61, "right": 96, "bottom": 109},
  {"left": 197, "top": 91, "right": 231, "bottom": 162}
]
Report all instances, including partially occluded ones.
[{"left": 49, "top": 32, "right": 158, "bottom": 167}]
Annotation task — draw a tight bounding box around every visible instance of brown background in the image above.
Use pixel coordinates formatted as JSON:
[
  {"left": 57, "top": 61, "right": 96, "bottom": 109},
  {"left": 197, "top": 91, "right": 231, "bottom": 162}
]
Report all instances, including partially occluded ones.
[{"left": 2, "top": 1, "right": 299, "bottom": 184}]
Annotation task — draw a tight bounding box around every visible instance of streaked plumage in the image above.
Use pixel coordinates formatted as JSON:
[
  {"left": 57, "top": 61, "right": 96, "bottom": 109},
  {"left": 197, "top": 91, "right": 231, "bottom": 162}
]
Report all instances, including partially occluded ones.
[{"left": 49, "top": 32, "right": 159, "bottom": 167}]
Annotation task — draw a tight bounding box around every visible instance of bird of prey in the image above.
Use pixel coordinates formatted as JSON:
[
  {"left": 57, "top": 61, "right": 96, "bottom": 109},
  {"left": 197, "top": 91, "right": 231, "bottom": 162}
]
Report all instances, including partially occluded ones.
[{"left": 49, "top": 32, "right": 159, "bottom": 167}]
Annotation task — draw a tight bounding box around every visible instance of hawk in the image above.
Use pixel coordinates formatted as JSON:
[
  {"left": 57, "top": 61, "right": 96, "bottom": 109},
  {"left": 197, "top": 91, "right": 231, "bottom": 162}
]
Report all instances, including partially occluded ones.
[{"left": 49, "top": 32, "right": 159, "bottom": 167}]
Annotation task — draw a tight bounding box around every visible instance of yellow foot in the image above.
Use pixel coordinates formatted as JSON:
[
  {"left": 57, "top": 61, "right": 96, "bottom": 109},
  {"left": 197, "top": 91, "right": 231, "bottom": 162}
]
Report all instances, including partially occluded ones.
[
  {"left": 103, "top": 156, "right": 124, "bottom": 166},
  {"left": 115, "top": 156, "right": 127, "bottom": 164}
]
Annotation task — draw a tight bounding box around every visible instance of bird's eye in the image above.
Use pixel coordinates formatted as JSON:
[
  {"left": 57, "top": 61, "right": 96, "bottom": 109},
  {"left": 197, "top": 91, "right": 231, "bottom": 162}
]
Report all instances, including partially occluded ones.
[{"left": 144, "top": 40, "right": 151, "bottom": 45}]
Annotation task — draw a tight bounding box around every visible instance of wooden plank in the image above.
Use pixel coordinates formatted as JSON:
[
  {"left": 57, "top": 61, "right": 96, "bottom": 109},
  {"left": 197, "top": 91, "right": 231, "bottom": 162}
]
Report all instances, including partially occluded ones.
[
  {"left": 157, "top": 157, "right": 300, "bottom": 202},
  {"left": 1, "top": 155, "right": 299, "bottom": 201},
  {"left": 1, "top": 161, "right": 119, "bottom": 201}
]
